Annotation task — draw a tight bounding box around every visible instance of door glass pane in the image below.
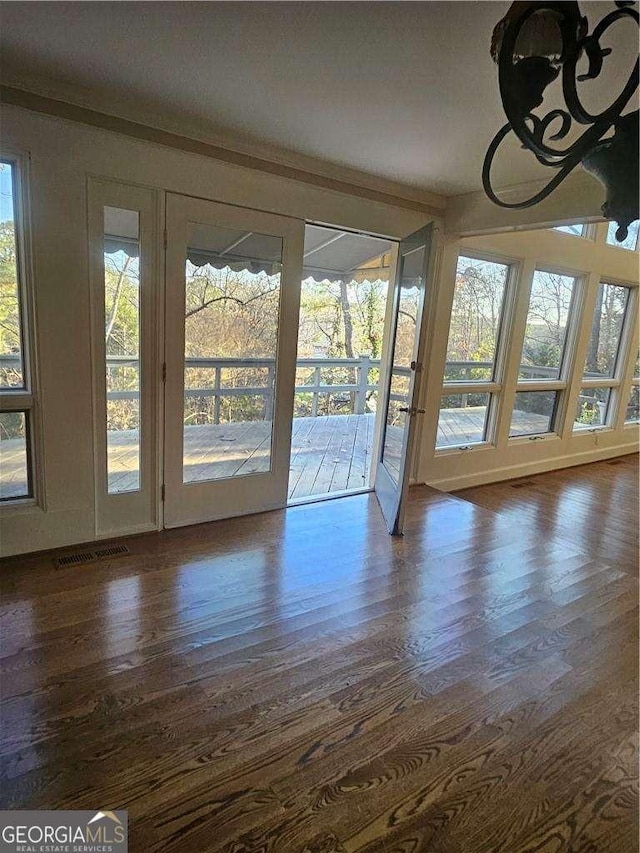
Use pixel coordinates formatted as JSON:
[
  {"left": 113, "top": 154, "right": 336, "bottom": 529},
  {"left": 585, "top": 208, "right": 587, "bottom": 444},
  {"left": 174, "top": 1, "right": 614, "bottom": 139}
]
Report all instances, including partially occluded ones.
[
  {"left": 509, "top": 391, "right": 558, "bottom": 437},
  {"left": 443, "top": 256, "right": 509, "bottom": 382},
  {"left": 0, "top": 411, "right": 30, "bottom": 499},
  {"left": 436, "top": 392, "right": 490, "bottom": 448},
  {"left": 0, "top": 161, "right": 25, "bottom": 389},
  {"left": 183, "top": 223, "right": 282, "bottom": 483},
  {"left": 520, "top": 270, "right": 577, "bottom": 379},
  {"left": 573, "top": 387, "right": 611, "bottom": 430},
  {"left": 380, "top": 243, "right": 425, "bottom": 485},
  {"left": 583, "top": 283, "right": 629, "bottom": 378},
  {"left": 104, "top": 206, "right": 141, "bottom": 494}
]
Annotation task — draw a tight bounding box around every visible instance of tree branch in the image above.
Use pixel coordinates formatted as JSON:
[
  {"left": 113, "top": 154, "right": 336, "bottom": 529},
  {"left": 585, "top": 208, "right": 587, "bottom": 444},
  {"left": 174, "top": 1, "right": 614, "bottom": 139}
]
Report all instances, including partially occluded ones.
[{"left": 185, "top": 287, "right": 278, "bottom": 318}]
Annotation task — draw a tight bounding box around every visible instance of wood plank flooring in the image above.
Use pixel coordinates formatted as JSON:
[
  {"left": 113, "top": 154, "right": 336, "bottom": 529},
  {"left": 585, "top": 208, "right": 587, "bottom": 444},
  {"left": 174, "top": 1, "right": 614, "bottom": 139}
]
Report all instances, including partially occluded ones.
[
  {"left": 456, "top": 454, "right": 640, "bottom": 574},
  {"left": 1, "top": 456, "right": 638, "bottom": 852}
]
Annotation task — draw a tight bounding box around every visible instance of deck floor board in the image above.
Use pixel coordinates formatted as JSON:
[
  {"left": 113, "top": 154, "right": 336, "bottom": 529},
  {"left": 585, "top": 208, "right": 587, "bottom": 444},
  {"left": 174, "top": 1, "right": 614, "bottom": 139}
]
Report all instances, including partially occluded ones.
[{"left": 0, "top": 409, "right": 551, "bottom": 500}]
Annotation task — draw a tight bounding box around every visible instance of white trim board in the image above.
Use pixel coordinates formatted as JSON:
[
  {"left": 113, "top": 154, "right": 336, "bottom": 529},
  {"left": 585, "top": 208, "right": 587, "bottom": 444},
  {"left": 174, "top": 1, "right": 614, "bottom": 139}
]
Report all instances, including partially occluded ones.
[{"left": 428, "top": 442, "right": 639, "bottom": 493}]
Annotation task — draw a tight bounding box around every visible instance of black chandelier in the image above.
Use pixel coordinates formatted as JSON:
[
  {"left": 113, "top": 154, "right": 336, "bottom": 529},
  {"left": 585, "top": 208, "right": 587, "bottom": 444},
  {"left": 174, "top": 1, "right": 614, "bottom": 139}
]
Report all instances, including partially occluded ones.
[{"left": 483, "top": 0, "right": 639, "bottom": 240}]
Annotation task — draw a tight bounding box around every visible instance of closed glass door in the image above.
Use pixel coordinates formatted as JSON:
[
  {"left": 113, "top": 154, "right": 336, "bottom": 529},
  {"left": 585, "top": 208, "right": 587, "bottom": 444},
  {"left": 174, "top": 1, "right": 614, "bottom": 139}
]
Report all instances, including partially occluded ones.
[{"left": 163, "top": 194, "right": 303, "bottom": 527}]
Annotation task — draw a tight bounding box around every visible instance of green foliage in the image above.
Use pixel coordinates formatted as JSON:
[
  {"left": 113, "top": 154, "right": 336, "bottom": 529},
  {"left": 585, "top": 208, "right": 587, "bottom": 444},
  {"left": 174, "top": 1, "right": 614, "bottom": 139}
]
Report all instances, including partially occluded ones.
[
  {"left": 297, "top": 276, "right": 388, "bottom": 361},
  {"left": 576, "top": 401, "right": 599, "bottom": 425}
]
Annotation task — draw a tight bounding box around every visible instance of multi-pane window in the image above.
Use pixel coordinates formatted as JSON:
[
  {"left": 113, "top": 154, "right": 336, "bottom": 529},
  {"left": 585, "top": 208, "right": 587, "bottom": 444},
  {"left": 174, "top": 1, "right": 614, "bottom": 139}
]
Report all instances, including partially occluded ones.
[
  {"left": 574, "top": 282, "right": 631, "bottom": 431},
  {"left": 510, "top": 270, "right": 578, "bottom": 438},
  {"left": 436, "top": 255, "right": 510, "bottom": 448},
  {"left": 606, "top": 221, "right": 639, "bottom": 252},
  {"left": 0, "top": 158, "right": 34, "bottom": 501},
  {"left": 519, "top": 270, "right": 575, "bottom": 379}
]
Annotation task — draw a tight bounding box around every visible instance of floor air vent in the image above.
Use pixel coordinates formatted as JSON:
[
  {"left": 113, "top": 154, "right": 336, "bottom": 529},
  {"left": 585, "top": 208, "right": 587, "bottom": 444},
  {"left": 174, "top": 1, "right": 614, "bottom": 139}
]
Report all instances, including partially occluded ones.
[
  {"left": 95, "top": 544, "right": 130, "bottom": 558},
  {"left": 55, "top": 551, "right": 96, "bottom": 568},
  {"left": 54, "top": 544, "right": 130, "bottom": 568}
]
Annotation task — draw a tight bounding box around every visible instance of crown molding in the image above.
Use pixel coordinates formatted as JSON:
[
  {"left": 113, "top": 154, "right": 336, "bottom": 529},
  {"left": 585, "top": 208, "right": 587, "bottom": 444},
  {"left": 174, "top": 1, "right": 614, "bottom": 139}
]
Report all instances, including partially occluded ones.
[
  {"left": 0, "top": 84, "right": 444, "bottom": 217},
  {"left": 445, "top": 170, "right": 606, "bottom": 238}
]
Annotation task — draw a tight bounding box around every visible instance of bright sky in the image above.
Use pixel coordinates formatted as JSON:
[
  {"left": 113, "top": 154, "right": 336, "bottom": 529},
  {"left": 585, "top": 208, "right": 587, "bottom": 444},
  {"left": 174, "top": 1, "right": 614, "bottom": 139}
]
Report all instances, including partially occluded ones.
[{"left": 0, "top": 163, "right": 15, "bottom": 222}]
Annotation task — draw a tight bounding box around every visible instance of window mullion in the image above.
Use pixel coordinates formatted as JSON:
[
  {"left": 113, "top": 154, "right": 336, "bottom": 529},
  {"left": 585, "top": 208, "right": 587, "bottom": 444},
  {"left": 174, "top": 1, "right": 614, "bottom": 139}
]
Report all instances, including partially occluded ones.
[
  {"left": 0, "top": 393, "right": 34, "bottom": 411},
  {"left": 494, "top": 258, "right": 535, "bottom": 448},
  {"left": 559, "top": 271, "right": 600, "bottom": 439},
  {"left": 514, "top": 380, "right": 566, "bottom": 393},
  {"left": 441, "top": 381, "right": 500, "bottom": 395},
  {"left": 581, "top": 378, "right": 620, "bottom": 389},
  {"left": 613, "top": 289, "right": 639, "bottom": 430}
]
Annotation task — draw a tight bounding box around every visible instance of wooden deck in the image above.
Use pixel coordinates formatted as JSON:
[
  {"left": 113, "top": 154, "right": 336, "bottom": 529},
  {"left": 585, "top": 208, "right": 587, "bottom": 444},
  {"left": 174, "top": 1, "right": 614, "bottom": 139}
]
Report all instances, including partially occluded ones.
[
  {"left": 0, "top": 409, "right": 551, "bottom": 501},
  {"left": 106, "top": 414, "right": 381, "bottom": 500}
]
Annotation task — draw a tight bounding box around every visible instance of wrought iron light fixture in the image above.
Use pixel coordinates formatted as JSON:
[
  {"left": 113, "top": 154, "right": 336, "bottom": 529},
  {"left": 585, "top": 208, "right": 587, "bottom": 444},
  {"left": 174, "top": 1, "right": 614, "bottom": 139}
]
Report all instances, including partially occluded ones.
[{"left": 483, "top": 0, "right": 639, "bottom": 240}]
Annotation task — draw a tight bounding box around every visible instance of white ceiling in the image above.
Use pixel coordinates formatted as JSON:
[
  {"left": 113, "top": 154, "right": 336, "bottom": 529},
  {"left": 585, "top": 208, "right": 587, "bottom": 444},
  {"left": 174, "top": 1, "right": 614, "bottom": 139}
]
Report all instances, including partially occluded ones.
[{"left": 1, "top": 1, "right": 637, "bottom": 198}]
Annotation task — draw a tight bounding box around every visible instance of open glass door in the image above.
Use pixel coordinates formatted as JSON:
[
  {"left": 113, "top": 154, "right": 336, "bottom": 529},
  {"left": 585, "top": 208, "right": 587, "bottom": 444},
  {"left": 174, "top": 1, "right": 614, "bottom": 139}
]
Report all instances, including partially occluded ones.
[
  {"left": 164, "top": 194, "right": 303, "bottom": 528},
  {"left": 374, "top": 224, "right": 433, "bottom": 534}
]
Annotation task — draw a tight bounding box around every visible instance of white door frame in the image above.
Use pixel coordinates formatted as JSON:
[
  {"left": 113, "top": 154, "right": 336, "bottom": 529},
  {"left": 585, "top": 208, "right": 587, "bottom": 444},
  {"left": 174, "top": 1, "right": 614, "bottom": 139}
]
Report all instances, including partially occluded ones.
[{"left": 163, "top": 193, "right": 304, "bottom": 528}]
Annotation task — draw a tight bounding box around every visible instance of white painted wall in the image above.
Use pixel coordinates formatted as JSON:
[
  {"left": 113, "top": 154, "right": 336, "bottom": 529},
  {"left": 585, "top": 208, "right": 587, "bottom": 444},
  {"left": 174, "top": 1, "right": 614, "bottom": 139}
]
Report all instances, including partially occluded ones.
[
  {"left": 417, "top": 224, "right": 639, "bottom": 492},
  {"left": 0, "top": 105, "right": 432, "bottom": 557},
  {"left": 445, "top": 170, "right": 608, "bottom": 237}
]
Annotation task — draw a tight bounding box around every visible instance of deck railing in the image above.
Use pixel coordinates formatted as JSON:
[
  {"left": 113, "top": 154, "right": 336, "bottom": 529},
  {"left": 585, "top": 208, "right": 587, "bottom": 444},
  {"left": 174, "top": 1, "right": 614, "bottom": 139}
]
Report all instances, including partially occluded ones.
[
  {"left": 110, "top": 355, "right": 390, "bottom": 420},
  {"left": 0, "top": 355, "right": 607, "bottom": 422}
]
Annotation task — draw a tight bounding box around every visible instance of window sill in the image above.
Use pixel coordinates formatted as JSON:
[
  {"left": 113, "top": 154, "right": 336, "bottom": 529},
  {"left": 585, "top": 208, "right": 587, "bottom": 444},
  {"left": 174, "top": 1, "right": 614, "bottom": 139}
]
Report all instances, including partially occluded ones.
[
  {"left": 507, "top": 432, "right": 561, "bottom": 445},
  {"left": 0, "top": 497, "right": 41, "bottom": 514},
  {"left": 435, "top": 441, "right": 493, "bottom": 456}
]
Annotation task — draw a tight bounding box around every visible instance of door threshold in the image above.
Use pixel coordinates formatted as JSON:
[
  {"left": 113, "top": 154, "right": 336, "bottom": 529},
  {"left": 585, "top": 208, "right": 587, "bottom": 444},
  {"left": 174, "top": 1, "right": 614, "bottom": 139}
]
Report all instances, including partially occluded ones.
[{"left": 287, "top": 486, "right": 373, "bottom": 508}]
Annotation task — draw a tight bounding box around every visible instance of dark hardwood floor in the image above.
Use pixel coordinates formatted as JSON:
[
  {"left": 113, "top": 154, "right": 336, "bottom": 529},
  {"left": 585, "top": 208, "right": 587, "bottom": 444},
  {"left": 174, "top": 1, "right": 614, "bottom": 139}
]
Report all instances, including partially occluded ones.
[
  {"left": 456, "top": 453, "right": 640, "bottom": 574},
  {"left": 1, "top": 455, "right": 638, "bottom": 852}
]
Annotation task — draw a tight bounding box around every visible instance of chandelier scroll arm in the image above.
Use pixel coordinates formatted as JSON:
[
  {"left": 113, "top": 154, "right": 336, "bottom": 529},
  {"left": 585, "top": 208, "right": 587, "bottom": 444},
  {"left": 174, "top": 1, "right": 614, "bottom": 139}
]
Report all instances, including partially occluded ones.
[
  {"left": 483, "top": 0, "right": 639, "bottom": 232},
  {"left": 561, "top": 5, "right": 639, "bottom": 126},
  {"left": 482, "top": 123, "right": 586, "bottom": 209}
]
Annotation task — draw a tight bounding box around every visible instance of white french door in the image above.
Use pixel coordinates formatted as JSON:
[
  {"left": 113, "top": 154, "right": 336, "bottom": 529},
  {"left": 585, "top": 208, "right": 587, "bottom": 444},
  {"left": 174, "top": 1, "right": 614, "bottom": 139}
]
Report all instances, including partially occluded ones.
[
  {"left": 374, "top": 224, "right": 433, "bottom": 534},
  {"left": 163, "top": 194, "right": 304, "bottom": 528}
]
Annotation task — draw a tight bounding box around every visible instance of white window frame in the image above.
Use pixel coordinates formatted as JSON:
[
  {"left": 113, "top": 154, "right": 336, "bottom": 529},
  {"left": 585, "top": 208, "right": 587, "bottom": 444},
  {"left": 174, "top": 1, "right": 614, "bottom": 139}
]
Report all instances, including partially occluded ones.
[
  {"left": 435, "top": 250, "right": 518, "bottom": 452},
  {"left": 0, "top": 150, "right": 43, "bottom": 508},
  {"left": 507, "top": 265, "right": 585, "bottom": 442},
  {"left": 570, "top": 280, "right": 637, "bottom": 435}
]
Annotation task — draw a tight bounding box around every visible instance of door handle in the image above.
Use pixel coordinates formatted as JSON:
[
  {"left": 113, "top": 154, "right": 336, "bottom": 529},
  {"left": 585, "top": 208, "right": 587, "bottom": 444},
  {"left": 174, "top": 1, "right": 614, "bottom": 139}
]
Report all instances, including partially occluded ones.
[{"left": 398, "top": 407, "right": 426, "bottom": 415}]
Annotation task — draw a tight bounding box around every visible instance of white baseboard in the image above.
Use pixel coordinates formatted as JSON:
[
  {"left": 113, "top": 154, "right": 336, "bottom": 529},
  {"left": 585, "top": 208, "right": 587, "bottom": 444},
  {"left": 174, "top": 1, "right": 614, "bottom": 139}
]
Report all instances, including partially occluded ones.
[{"left": 426, "top": 443, "right": 639, "bottom": 493}]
